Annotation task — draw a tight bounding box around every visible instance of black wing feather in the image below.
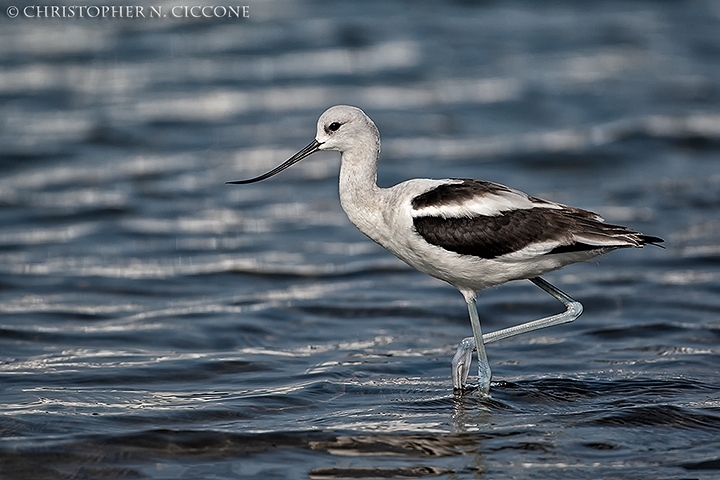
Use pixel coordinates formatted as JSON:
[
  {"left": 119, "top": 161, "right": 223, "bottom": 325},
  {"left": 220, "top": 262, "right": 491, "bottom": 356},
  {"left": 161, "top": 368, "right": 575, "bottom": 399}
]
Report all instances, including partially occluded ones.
[{"left": 413, "top": 208, "right": 577, "bottom": 259}]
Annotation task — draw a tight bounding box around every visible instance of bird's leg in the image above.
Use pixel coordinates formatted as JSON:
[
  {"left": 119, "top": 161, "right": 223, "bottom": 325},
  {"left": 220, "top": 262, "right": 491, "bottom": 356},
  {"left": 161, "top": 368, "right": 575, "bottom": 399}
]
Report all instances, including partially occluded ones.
[
  {"left": 452, "top": 337, "right": 474, "bottom": 392},
  {"left": 451, "top": 277, "right": 582, "bottom": 393},
  {"left": 452, "top": 297, "right": 491, "bottom": 394},
  {"left": 482, "top": 277, "right": 583, "bottom": 345}
]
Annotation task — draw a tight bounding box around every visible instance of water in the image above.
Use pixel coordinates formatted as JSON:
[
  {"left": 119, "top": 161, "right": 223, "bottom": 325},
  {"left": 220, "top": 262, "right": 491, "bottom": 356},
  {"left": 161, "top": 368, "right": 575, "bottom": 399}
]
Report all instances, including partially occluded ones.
[{"left": 1, "top": 0, "right": 720, "bottom": 478}]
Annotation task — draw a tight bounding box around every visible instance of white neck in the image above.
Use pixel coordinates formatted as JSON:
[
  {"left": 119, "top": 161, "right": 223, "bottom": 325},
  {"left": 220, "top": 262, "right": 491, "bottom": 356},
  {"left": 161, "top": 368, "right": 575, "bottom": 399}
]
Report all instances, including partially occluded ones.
[{"left": 337, "top": 145, "right": 385, "bottom": 242}]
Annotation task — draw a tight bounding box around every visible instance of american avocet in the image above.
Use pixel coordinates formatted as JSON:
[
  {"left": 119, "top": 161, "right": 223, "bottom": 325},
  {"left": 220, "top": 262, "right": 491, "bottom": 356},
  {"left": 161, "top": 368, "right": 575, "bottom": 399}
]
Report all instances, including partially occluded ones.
[{"left": 228, "top": 105, "right": 663, "bottom": 394}]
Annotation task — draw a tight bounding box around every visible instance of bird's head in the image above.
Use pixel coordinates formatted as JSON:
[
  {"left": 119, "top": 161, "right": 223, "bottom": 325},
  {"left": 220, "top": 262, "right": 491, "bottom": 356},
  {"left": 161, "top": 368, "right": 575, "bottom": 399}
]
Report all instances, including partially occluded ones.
[
  {"left": 226, "top": 105, "right": 379, "bottom": 185},
  {"left": 315, "top": 105, "right": 379, "bottom": 154}
]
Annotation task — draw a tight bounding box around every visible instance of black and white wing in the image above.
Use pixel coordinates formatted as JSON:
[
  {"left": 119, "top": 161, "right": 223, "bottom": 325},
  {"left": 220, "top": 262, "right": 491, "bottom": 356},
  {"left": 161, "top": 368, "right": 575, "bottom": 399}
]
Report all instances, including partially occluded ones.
[{"left": 410, "top": 179, "right": 663, "bottom": 260}]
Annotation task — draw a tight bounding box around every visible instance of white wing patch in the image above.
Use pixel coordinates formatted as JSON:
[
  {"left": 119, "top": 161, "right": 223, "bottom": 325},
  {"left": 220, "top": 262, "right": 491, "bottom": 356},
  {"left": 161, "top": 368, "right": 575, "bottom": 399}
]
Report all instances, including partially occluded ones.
[
  {"left": 496, "top": 240, "right": 564, "bottom": 260},
  {"left": 498, "top": 232, "right": 637, "bottom": 262},
  {"left": 573, "top": 232, "right": 639, "bottom": 247},
  {"left": 411, "top": 186, "right": 561, "bottom": 219}
]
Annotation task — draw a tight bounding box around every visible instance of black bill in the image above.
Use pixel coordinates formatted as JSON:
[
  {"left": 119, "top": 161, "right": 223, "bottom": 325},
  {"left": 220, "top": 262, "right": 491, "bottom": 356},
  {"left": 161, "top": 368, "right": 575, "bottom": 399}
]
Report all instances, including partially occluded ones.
[{"left": 226, "top": 140, "right": 322, "bottom": 184}]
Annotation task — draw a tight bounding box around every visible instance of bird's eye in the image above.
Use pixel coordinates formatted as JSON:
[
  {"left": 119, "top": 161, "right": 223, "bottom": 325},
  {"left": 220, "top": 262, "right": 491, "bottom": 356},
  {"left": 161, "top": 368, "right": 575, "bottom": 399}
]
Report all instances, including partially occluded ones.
[{"left": 327, "top": 122, "right": 342, "bottom": 132}]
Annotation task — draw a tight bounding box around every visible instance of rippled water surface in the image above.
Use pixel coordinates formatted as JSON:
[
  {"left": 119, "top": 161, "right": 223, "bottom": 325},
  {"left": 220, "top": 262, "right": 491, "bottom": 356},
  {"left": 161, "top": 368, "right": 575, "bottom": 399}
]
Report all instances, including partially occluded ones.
[{"left": 2, "top": 1, "right": 720, "bottom": 478}]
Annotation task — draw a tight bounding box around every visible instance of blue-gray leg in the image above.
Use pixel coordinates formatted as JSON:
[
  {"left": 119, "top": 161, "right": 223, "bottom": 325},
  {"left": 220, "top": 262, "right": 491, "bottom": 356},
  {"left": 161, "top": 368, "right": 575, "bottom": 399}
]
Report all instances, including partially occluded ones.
[
  {"left": 451, "top": 276, "right": 583, "bottom": 393},
  {"left": 452, "top": 297, "right": 492, "bottom": 394},
  {"left": 451, "top": 337, "right": 474, "bottom": 392}
]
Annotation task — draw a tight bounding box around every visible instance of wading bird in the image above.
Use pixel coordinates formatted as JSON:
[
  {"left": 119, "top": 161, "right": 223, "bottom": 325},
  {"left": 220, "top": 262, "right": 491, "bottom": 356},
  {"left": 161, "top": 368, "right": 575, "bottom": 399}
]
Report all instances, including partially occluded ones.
[{"left": 227, "top": 105, "right": 662, "bottom": 394}]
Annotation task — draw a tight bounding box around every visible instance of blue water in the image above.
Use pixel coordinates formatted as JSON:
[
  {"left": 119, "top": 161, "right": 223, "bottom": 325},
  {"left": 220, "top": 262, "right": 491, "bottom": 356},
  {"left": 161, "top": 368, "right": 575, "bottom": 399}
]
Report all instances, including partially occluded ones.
[{"left": 1, "top": 1, "right": 720, "bottom": 478}]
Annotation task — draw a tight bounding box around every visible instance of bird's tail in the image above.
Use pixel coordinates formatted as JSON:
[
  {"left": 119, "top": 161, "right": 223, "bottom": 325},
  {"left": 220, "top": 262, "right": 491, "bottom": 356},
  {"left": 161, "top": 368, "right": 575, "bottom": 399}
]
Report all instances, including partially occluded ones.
[{"left": 637, "top": 234, "right": 665, "bottom": 248}]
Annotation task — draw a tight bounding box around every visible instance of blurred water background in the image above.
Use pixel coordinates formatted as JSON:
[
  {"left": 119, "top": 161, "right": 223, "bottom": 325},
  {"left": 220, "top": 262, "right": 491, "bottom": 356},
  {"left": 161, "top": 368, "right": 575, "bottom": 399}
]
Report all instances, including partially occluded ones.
[{"left": 1, "top": 0, "right": 720, "bottom": 478}]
